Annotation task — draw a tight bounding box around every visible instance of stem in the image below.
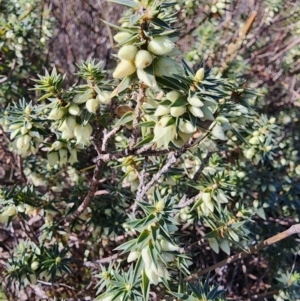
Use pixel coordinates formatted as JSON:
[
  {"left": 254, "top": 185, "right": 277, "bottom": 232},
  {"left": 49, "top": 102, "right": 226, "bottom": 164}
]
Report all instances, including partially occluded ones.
[{"left": 186, "top": 223, "right": 300, "bottom": 280}]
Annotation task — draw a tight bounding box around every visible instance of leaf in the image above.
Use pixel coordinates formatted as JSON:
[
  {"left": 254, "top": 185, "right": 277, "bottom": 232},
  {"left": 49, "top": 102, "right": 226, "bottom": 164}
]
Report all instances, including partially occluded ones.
[
  {"left": 133, "top": 256, "right": 144, "bottom": 283},
  {"left": 208, "top": 238, "right": 219, "bottom": 254},
  {"left": 134, "top": 134, "right": 154, "bottom": 148},
  {"left": 169, "top": 96, "right": 188, "bottom": 107},
  {"left": 109, "top": 76, "right": 131, "bottom": 99},
  {"left": 255, "top": 207, "right": 266, "bottom": 220},
  {"left": 151, "top": 18, "right": 171, "bottom": 29},
  {"left": 211, "top": 123, "right": 227, "bottom": 140},
  {"left": 142, "top": 268, "right": 150, "bottom": 301},
  {"left": 181, "top": 59, "right": 194, "bottom": 75},
  {"left": 137, "top": 229, "right": 151, "bottom": 244},
  {"left": 136, "top": 121, "right": 155, "bottom": 127},
  {"left": 115, "top": 111, "right": 136, "bottom": 127},
  {"left": 219, "top": 239, "right": 230, "bottom": 255}
]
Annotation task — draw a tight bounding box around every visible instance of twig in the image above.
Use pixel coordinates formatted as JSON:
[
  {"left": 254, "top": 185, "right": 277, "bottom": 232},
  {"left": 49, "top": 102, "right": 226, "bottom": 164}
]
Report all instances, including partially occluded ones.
[
  {"left": 218, "top": 10, "right": 257, "bottom": 75},
  {"left": 64, "top": 160, "right": 104, "bottom": 227},
  {"left": 270, "top": 37, "right": 300, "bottom": 62},
  {"left": 92, "top": 146, "right": 169, "bottom": 162},
  {"left": 186, "top": 223, "right": 300, "bottom": 280},
  {"left": 101, "top": 126, "right": 121, "bottom": 152}
]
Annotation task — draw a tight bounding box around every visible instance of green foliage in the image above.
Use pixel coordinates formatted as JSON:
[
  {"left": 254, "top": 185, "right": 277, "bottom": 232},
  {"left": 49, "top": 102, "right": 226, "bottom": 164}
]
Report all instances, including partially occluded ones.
[{"left": 0, "top": 0, "right": 300, "bottom": 300}]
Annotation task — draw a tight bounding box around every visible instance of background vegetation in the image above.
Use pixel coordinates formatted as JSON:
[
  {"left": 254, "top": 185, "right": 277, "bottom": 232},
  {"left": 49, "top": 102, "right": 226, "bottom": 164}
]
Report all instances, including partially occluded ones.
[{"left": 0, "top": 0, "right": 300, "bottom": 300}]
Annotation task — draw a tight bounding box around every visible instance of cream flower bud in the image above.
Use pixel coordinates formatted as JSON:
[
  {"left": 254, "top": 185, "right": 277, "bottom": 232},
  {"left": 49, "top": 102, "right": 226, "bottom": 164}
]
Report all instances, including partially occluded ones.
[
  {"left": 202, "top": 192, "right": 211, "bottom": 204},
  {"left": 170, "top": 106, "right": 186, "bottom": 117},
  {"left": 61, "top": 116, "right": 76, "bottom": 133},
  {"left": 86, "top": 98, "right": 99, "bottom": 113},
  {"left": 48, "top": 107, "right": 66, "bottom": 120},
  {"left": 23, "top": 134, "right": 31, "bottom": 146},
  {"left": 113, "top": 60, "right": 137, "bottom": 79},
  {"left": 21, "top": 126, "right": 29, "bottom": 135},
  {"left": 249, "top": 136, "right": 260, "bottom": 145},
  {"left": 187, "top": 97, "right": 203, "bottom": 107},
  {"left": 145, "top": 268, "right": 159, "bottom": 285},
  {"left": 155, "top": 105, "right": 170, "bottom": 116},
  {"left": 68, "top": 103, "right": 80, "bottom": 116},
  {"left": 113, "top": 32, "right": 131, "bottom": 44},
  {"left": 166, "top": 90, "right": 180, "bottom": 102},
  {"left": 195, "top": 68, "right": 205, "bottom": 82},
  {"left": 141, "top": 246, "right": 152, "bottom": 267},
  {"left": 155, "top": 200, "right": 165, "bottom": 211},
  {"left": 160, "top": 239, "right": 179, "bottom": 252},
  {"left": 147, "top": 36, "right": 174, "bottom": 56},
  {"left": 31, "top": 261, "right": 39, "bottom": 271},
  {"left": 97, "top": 91, "right": 111, "bottom": 105},
  {"left": 127, "top": 251, "right": 139, "bottom": 263},
  {"left": 188, "top": 105, "right": 204, "bottom": 118},
  {"left": 16, "top": 136, "right": 25, "bottom": 149},
  {"left": 179, "top": 120, "right": 195, "bottom": 134},
  {"left": 135, "top": 50, "right": 153, "bottom": 69},
  {"left": 52, "top": 141, "right": 64, "bottom": 150},
  {"left": 118, "top": 45, "right": 138, "bottom": 61},
  {"left": 2, "top": 206, "right": 17, "bottom": 217}
]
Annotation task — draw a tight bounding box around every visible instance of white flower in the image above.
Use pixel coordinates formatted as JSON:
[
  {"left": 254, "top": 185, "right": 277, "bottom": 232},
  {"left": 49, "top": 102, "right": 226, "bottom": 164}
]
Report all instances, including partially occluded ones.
[
  {"left": 48, "top": 107, "right": 66, "bottom": 120},
  {"left": 68, "top": 103, "right": 80, "bottom": 116},
  {"left": 170, "top": 106, "right": 186, "bottom": 117},
  {"left": 154, "top": 105, "right": 170, "bottom": 116},
  {"left": 153, "top": 116, "right": 176, "bottom": 149},
  {"left": 97, "top": 91, "right": 111, "bottom": 105},
  {"left": 188, "top": 105, "right": 204, "bottom": 118},
  {"left": 160, "top": 239, "right": 179, "bottom": 252},
  {"left": 74, "top": 123, "right": 92, "bottom": 146},
  {"left": 127, "top": 251, "right": 139, "bottom": 263},
  {"left": 187, "top": 97, "right": 204, "bottom": 107},
  {"left": 166, "top": 90, "right": 180, "bottom": 102},
  {"left": 47, "top": 152, "right": 59, "bottom": 165}
]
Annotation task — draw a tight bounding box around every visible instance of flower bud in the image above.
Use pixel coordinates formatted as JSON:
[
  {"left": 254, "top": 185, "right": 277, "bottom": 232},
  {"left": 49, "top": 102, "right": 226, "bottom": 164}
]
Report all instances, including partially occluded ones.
[
  {"left": 187, "top": 97, "right": 203, "bottom": 107},
  {"left": 68, "top": 103, "right": 80, "bottom": 116},
  {"left": 179, "top": 120, "right": 195, "bottom": 134},
  {"left": 135, "top": 50, "right": 153, "bottom": 69},
  {"left": 97, "top": 91, "right": 111, "bottom": 105},
  {"left": 154, "top": 105, "right": 170, "bottom": 116},
  {"left": 48, "top": 107, "right": 66, "bottom": 120},
  {"left": 16, "top": 136, "right": 25, "bottom": 149},
  {"left": 202, "top": 192, "right": 211, "bottom": 204},
  {"left": 141, "top": 246, "right": 152, "bottom": 267},
  {"left": 113, "top": 60, "right": 137, "bottom": 79},
  {"left": 127, "top": 251, "right": 139, "bottom": 263},
  {"left": 155, "top": 200, "right": 165, "bottom": 212},
  {"left": 2, "top": 206, "right": 17, "bottom": 217},
  {"left": 166, "top": 90, "right": 180, "bottom": 102},
  {"left": 195, "top": 68, "right": 205, "bottom": 82},
  {"left": 113, "top": 32, "right": 131, "bottom": 44},
  {"left": 66, "top": 116, "right": 76, "bottom": 132},
  {"left": 188, "top": 105, "right": 204, "bottom": 118},
  {"left": 170, "top": 106, "right": 186, "bottom": 117},
  {"left": 145, "top": 268, "right": 159, "bottom": 285},
  {"left": 211, "top": 5, "right": 218, "bottom": 13},
  {"left": 86, "top": 98, "right": 99, "bottom": 113},
  {"left": 31, "top": 261, "right": 39, "bottom": 271},
  {"left": 249, "top": 136, "right": 260, "bottom": 145},
  {"left": 147, "top": 36, "right": 174, "bottom": 56},
  {"left": 118, "top": 45, "right": 138, "bottom": 61},
  {"left": 160, "top": 239, "right": 179, "bottom": 252}
]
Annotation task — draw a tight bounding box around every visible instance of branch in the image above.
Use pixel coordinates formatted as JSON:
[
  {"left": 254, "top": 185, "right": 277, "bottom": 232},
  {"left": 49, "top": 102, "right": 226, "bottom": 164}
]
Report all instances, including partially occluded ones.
[
  {"left": 186, "top": 223, "right": 300, "bottom": 280},
  {"left": 64, "top": 160, "right": 105, "bottom": 227}
]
